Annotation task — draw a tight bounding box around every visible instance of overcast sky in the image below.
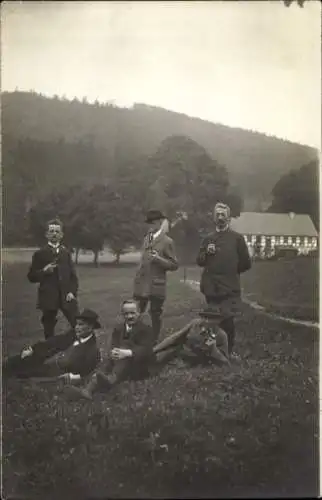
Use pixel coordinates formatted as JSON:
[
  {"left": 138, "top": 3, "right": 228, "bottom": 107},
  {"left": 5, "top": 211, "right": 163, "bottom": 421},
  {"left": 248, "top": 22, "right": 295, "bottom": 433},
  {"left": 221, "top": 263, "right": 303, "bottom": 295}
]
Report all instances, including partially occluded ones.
[{"left": 2, "top": 1, "right": 321, "bottom": 148}]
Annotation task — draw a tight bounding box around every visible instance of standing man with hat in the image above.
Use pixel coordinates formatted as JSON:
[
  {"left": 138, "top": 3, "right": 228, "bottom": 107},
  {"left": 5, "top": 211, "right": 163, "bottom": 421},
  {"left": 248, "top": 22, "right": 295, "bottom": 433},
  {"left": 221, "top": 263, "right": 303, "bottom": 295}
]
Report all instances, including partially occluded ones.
[
  {"left": 3, "top": 308, "right": 102, "bottom": 382},
  {"left": 196, "top": 202, "right": 251, "bottom": 358},
  {"left": 27, "top": 218, "right": 79, "bottom": 339},
  {"left": 133, "top": 209, "right": 179, "bottom": 341}
]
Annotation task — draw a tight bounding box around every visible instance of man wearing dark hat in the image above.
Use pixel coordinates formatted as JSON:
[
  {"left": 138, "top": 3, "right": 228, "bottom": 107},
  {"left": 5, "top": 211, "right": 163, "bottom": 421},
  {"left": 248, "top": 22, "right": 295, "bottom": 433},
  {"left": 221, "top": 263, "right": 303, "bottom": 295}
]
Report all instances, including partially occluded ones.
[
  {"left": 3, "top": 309, "right": 102, "bottom": 382},
  {"left": 153, "top": 306, "right": 230, "bottom": 367},
  {"left": 65, "top": 304, "right": 229, "bottom": 401},
  {"left": 65, "top": 299, "right": 155, "bottom": 400},
  {"left": 196, "top": 202, "right": 251, "bottom": 358},
  {"left": 27, "top": 218, "right": 79, "bottom": 339},
  {"left": 133, "top": 209, "right": 179, "bottom": 341}
]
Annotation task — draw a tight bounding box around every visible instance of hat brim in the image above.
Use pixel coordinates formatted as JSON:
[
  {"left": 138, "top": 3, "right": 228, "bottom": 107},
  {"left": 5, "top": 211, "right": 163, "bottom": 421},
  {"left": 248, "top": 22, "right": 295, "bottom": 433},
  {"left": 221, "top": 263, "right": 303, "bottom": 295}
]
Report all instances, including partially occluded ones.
[
  {"left": 145, "top": 216, "right": 165, "bottom": 223},
  {"left": 76, "top": 316, "right": 101, "bottom": 329},
  {"left": 198, "top": 311, "right": 223, "bottom": 319}
]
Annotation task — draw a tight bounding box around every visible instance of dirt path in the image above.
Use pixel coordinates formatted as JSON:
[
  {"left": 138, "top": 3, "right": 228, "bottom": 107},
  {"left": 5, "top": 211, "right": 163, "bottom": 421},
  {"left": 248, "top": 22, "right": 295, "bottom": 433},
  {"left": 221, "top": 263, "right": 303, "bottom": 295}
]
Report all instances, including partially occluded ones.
[{"left": 183, "top": 279, "right": 319, "bottom": 329}]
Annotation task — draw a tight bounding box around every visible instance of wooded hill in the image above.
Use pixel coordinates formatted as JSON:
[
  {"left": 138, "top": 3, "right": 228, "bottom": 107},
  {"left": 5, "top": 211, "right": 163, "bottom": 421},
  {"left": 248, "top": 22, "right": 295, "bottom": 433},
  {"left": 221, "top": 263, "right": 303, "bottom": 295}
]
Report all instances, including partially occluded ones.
[{"left": 2, "top": 91, "right": 317, "bottom": 209}]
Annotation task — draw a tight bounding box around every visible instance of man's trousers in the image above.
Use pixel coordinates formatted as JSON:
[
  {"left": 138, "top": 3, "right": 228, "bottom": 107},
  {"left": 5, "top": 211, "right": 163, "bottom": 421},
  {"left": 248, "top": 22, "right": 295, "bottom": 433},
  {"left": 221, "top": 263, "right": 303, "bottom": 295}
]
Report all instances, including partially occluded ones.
[
  {"left": 135, "top": 295, "right": 164, "bottom": 342},
  {"left": 40, "top": 297, "right": 78, "bottom": 339},
  {"left": 205, "top": 296, "right": 236, "bottom": 354}
]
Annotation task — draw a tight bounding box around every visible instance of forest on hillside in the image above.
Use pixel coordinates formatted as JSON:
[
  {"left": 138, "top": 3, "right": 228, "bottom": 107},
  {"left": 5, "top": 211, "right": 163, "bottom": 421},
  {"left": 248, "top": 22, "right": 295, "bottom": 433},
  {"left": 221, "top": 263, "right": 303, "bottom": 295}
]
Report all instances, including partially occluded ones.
[
  {"left": 3, "top": 91, "right": 317, "bottom": 199},
  {"left": 2, "top": 91, "right": 319, "bottom": 250}
]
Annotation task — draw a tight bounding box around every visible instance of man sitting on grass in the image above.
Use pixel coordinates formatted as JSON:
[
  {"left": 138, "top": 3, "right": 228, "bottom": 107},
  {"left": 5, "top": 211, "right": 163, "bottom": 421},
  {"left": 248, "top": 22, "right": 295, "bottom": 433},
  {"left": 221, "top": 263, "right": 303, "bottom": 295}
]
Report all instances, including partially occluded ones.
[
  {"left": 67, "top": 305, "right": 230, "bottom": 400},
  {"left": 65, "top": 299, "right": 155, "bottom": 399},
  {"left": 3, "top": 309, "right": 102, "bottom": 383}
]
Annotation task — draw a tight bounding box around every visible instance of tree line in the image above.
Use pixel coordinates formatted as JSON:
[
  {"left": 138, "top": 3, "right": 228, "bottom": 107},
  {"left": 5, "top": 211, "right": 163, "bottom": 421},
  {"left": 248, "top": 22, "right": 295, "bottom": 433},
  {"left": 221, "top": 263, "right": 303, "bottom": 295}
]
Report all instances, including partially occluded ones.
[
  {"left": 3, "top": 90, "right": 318, "bottom": 253},
  {"left": 3, "top": 128, "right": 318, "bottom": 262},
  {"left": 3, "top": 90, "right": 316, "bottom": 221},
  {"left": 267, "top": 160, "right": 319, "bottom": 230},
  {"left": 16, "top": 135, "right": 243, "bottom": 264}
]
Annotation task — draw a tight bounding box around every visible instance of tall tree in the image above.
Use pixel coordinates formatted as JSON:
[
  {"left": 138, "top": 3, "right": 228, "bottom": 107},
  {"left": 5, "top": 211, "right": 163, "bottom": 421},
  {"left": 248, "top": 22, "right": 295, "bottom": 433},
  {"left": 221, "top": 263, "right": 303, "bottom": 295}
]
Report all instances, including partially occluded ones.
[
  {"left": 145, "top": 135, "right": 241, "bottom": 228},
  {"left": 103, "top": 182, "right": 145, "bottom": 263},
  {"left": 267, "top": 160, "right": 319, "bottom": 229},
  {"left": 67, "top": 184, "right": 115, "bottom": 266},
  {"left": 28, "top": 185, "right": 84, "bottom": 247},
  {"left": 28, "top": 182, "right": 145, "bottom": 265}
]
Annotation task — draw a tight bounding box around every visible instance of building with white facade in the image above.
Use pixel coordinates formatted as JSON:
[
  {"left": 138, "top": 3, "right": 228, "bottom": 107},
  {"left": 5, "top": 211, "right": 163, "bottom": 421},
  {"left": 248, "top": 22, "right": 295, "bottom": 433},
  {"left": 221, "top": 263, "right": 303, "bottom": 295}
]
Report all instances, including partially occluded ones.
[{"left": 231, "top": 212, "right": 318, "bottom": 256}]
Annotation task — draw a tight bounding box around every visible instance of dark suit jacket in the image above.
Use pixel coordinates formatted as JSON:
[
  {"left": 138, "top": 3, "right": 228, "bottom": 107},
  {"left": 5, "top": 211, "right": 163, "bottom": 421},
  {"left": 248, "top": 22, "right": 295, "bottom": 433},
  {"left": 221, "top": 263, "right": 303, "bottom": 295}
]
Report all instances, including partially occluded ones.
[
  {"left": 4, "top": 330, "right": 100, "bottom": 378},
  {"left": 61, "top": 334, "right": 101, "bottom": 376},
  {"left": 133, "top": 233, "right": 178, "bottom": 298},
  {"left": 27, "top": 244, "right": 78, "bottom": 311},
  {"left": 110, "top": 319, "right": 155, "bottom": 363},
  {"left": 197, "top": 229, "right": 251, "bottom": 299}
]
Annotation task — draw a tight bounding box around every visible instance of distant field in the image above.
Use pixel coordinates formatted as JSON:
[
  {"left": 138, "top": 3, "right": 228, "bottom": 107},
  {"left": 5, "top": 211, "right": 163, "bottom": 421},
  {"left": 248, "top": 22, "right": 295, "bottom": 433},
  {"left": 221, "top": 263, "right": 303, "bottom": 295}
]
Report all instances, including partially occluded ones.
[
  {"left": 241, "top": 257, "right": 319, "bottom": 322},
  {"left": 2, "top": 257, "right": 318, "bottom": 498},
  {"left": 2, "top": 247, "right": 141, "bottom": 265},
  {"left": 3, "top": 249, "right": 318, "bottom": 322},
  {"left": 186, "top": 257, "right": 318, "bottom": 322}
]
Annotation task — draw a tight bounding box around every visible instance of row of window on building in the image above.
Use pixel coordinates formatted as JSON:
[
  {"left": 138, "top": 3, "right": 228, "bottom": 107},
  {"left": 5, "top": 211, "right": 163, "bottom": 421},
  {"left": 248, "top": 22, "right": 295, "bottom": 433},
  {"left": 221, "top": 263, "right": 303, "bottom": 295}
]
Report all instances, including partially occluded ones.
[{"left": 244, "top": 235, "right": 318, "bottom": 248}]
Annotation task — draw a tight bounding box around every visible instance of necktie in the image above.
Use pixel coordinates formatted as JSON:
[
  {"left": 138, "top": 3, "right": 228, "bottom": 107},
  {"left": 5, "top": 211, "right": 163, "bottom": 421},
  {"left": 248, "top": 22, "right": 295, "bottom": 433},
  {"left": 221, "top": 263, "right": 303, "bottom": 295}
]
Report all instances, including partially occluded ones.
[
  {"left": 144, "top": 233, "right": 153, "bottom": 250},
  {"left": 124, "top": 325, "right": 132, "bottom": 339},
  {"left": 50, "top": 244, "right": 59, "bottom": 254}
]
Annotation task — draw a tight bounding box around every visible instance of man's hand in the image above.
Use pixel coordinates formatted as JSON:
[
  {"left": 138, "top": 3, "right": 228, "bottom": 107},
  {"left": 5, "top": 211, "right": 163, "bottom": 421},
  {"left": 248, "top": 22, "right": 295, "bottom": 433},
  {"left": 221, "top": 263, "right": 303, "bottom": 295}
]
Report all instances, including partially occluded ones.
[
  {"left": 148, "top": 250, "right": 166, "bottom": 264},
  {"left": 66, "top": 292, "right": 76, "bottom": 302},
  {"left": 111, "top": 348, "right": 133, "bottom": 360},
  {"left": 62, "top": 373, "right": 81, "bottom": 384},
  {"left": 43, "top": 262, "right": 57, "bottom": 274},
  {"left": 21, "top": 346, "right": 33, "bottom": 359},
  {"left": 206, "top": 243, "right": 216, "bottom": 255},
  {"left": 147, "top": 250, "right": 160, "bottom": 261}
]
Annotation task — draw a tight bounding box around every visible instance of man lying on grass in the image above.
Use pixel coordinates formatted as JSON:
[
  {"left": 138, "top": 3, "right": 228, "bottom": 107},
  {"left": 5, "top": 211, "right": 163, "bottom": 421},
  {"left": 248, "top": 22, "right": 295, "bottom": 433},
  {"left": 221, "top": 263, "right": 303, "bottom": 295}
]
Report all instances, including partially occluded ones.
[
  {"left": 3, "top": 309, "right": 102, "bottom": 383},
  {"left": 154, "top": 306, "right": 230, "bottom": 368},
  {"left": 66, "top": 304, "right": 230, "bottom": 400}
]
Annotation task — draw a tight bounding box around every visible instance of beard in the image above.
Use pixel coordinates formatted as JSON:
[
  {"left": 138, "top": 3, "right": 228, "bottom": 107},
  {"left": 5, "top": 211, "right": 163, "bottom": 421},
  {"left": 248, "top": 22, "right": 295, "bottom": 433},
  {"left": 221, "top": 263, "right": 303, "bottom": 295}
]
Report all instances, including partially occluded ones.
[{"left": 215, "top": 218, "right": 228, "bottom": 228}]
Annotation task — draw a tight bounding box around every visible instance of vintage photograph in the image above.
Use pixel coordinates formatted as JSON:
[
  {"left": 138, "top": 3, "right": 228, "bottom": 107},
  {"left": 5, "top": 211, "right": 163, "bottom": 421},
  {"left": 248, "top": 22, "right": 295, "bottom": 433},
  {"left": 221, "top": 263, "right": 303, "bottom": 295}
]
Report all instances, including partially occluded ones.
[{"left": 1, "top": 1, "right": 320, "bottom": 498}]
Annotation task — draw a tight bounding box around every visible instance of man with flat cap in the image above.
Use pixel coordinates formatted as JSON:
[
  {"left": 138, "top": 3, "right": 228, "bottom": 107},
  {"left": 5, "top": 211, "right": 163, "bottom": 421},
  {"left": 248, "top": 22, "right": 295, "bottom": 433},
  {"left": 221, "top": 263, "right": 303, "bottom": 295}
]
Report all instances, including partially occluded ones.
[
  {"left": 3, "top": 308, "right": 102, "bottom": 383},
  {"left": 133, "top": 209, "right": 179, "bottom": 341}
]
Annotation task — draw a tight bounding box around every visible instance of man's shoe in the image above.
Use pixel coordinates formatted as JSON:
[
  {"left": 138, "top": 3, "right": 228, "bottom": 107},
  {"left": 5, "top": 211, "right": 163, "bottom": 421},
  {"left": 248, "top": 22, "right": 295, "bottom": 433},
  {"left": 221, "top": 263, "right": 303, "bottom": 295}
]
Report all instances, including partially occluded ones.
[
  {"left": 63, "top": 385, "right": 93, "bottom": 400},
  {"left": 230, "top": 352, "right": 241, "bottom": 363},
  {"left": 96, "top": 371, "right": 113, "bottom": 389}
]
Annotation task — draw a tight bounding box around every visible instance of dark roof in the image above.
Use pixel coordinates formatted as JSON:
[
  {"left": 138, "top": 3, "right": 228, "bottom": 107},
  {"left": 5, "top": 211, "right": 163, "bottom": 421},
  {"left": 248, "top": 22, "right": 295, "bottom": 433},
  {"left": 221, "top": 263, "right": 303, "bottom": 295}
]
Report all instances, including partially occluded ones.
[{"left": 231, "top": 212, "right": 318, "bottom": 237}]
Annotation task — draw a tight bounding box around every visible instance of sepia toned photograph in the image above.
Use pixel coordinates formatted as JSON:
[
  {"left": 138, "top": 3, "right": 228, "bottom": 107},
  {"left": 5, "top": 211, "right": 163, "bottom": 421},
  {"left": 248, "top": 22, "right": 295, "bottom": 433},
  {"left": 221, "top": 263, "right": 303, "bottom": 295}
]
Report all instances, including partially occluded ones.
[{"left": 1, "top": 1, "right": 320, "bottom": 498}]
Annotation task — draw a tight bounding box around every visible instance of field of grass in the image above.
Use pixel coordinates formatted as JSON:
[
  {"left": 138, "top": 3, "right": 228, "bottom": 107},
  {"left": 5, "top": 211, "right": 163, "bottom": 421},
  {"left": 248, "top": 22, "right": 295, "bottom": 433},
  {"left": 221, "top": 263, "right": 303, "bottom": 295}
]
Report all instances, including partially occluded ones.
[
  {"left": 2, "top": 257, "right": 319, "bottom": 498},
  {"left": 186, "top": 256, "right": 319, "bottom": 322},
  {"left": 2, "top": 247, "right": 141, "bottom": 266}
]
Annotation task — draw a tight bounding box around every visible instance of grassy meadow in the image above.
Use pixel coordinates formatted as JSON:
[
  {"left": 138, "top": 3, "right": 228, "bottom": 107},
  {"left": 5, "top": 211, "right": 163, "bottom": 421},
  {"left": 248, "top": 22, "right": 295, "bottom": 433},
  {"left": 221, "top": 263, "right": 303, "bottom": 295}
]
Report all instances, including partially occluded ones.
[{"left": 2, "top": 253, "right": 319, "bottom": 498}]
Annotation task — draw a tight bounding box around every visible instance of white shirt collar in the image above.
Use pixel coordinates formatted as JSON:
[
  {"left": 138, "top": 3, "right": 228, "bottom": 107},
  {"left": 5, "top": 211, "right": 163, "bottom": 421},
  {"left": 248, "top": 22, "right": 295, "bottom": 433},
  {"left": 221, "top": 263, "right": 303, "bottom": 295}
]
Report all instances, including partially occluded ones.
[
  {"left": 125, "top": 323, "right": 133, "bottom": 332},
  {"left": 48, "top": 242, "right": 60, "bottom": 249},
  {"left": 215, "top": 224, "right": 229, "bottom": 233},
  {"left": 73, "top": 334, "right": 94, "bottom": 346}
]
